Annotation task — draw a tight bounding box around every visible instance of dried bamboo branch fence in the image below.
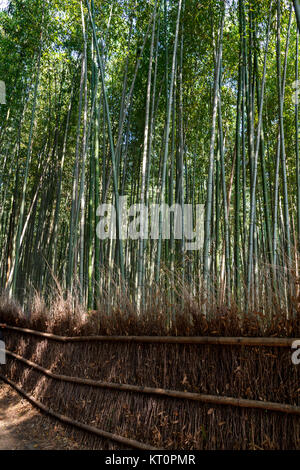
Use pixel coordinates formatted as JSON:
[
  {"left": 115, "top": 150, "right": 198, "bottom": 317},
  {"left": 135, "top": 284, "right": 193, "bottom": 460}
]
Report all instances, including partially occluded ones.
[
  {"left": 0, "top": 324, "right": 296, "bottom": 347},
  {"left": 4, "top": 349, "right": 300, "bottom": 415},
  {"left": 0, "top": 374, "right": 158, "bottom": 450},
  {"left": 1, "top": 324, "right": 299, "bottom": 449}
]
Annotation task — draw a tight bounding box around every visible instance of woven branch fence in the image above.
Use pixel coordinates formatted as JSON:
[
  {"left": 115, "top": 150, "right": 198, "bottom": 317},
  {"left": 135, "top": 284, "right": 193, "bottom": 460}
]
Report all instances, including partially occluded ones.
[{"left": 0, "top": 324, "right": 299, "bottom": 450}]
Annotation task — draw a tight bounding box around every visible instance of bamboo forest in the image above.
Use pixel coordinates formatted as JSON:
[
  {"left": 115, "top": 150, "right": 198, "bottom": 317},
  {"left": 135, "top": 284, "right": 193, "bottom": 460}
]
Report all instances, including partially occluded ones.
[
  {"left": 1, "top": 0, "right": 300, "bottom": 316},
  {"left": 0, "top": 0, "right": 300, "bottom": 454}
]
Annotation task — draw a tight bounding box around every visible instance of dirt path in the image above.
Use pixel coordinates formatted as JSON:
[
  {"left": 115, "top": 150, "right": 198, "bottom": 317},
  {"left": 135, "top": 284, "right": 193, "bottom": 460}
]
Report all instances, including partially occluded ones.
[
  {"left": 0, "top": 411, "right": 21, "bottom": 450},
  {"left": 0, "top": 381, "right": 81, "bottom": 450}
]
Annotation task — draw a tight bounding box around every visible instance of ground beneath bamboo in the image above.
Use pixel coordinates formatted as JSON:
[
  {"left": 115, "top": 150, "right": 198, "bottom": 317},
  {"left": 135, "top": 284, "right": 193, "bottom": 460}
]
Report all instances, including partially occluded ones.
[{"left": 0, "top": 381, "right": 84, "bottom": 450}]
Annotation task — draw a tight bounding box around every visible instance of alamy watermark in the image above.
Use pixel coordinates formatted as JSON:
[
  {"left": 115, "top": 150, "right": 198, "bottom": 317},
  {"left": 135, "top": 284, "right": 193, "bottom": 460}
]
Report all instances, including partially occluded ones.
[
  {"left": 0, "top": 340, "right": 6, "bottom": 365},
  {"left": 291, "top": 340, "right": 300, "bottom": 365},
  {"left": 0, "top": 80, "right": 6, "bottom": 104},
  {"left": 96, "top": 198, "right": 205, "bottom": 251},
  {"left": 292, "top": 80, "right": 300, "bottom": 105}
]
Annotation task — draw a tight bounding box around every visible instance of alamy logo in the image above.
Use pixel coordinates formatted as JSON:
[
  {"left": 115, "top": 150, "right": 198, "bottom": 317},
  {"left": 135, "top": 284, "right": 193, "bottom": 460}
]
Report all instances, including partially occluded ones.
[
  {"left": 96, "top": 198, "right": 205, "bottom": 251},
  {"left": 0, "top": 81, "right": 6, "bottom": 104},
  {"left": 291, "top": 340, "right": 300, "bottom": 365},
  {"left": 292, "top": 80, "right": 300, "bottom": 105},
  {"left": 0, "top": 340, "right": 6, "bottom": 365}
]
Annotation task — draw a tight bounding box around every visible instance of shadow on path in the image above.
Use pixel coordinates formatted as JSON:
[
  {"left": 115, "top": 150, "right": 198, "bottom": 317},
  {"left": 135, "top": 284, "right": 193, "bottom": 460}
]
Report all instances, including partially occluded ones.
[{"left": 0, "top": 380, "right": 80, "bottom": 450}]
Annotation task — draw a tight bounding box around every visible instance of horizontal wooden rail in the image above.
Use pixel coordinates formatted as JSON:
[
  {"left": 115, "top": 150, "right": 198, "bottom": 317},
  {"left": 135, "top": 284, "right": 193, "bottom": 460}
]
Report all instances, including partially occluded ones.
[
  {"left": 0, "top": 324, "right": 298, "bottom": 347},
  {"left": 5, "top": 350, "right": 300, "bottom": 415},
  {"left": 0, "top": 373, "right": 159, "bottom": 450}
]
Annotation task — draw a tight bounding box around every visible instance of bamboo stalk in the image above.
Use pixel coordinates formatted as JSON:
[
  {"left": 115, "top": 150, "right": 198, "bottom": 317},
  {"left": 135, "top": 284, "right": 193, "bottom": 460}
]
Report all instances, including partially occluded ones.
[
  {"left": 0, "top": 374, "right": 158, "bottom": 450},
  {"left": 0, "top": 324, "right": 297, "bottom": 347},
  {"left": 5, "top": 350, "right": 300, "bottom": 415}
]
